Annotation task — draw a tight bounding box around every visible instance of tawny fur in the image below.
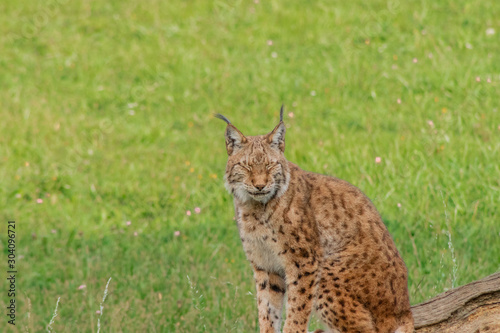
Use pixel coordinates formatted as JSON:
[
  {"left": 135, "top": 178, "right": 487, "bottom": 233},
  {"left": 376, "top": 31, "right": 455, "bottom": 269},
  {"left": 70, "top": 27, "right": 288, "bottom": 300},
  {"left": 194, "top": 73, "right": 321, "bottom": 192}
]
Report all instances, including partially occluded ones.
[{"left": 217, "top": 109, "right": 414, "bottom": 333}]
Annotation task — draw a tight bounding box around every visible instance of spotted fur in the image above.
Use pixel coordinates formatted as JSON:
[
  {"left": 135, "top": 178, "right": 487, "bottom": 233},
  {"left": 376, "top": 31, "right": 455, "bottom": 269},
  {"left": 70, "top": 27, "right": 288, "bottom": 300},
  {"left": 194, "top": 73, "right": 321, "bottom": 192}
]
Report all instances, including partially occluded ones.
[{"left": 217, "top": 108, "right": 414, "bottom": 333}]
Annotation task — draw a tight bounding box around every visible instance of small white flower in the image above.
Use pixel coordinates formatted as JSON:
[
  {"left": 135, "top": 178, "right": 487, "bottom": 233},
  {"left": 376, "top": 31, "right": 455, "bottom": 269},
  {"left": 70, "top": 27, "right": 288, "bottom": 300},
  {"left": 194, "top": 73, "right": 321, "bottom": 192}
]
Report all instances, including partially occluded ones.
[{"left": 486, "top": 28, "right": 495, "bottom": 36}]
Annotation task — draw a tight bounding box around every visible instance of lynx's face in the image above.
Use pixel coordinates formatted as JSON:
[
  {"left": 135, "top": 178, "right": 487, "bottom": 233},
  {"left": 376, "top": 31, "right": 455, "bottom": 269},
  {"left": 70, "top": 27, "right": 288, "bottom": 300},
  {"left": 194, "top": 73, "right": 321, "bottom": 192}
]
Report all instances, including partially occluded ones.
[
  {"left": 225, "top": 136, "right": 290, "bottom": 203},
  {"left": 216, "top": 108, "right": 290, "bottom": 203}
]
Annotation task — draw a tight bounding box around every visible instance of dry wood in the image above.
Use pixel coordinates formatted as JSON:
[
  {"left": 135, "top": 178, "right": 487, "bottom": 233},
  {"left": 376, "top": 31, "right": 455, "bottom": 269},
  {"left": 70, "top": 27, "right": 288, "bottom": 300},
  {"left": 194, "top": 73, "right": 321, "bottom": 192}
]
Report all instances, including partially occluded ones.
[{"left": 412, "top": 272, "right": 500, "bottom": 332}]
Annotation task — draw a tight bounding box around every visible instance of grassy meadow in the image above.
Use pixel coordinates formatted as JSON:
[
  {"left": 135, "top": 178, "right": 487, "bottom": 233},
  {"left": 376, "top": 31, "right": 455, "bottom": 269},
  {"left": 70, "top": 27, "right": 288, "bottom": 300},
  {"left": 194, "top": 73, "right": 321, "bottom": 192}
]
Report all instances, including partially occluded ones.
[{"left": 1, "top": 0, "right": 499, "bottom": 331}]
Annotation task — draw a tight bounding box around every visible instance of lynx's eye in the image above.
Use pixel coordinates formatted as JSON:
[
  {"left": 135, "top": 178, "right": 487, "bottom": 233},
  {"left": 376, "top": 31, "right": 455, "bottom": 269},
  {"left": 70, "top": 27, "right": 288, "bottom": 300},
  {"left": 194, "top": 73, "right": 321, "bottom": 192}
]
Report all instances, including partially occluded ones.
[
  {"left": 266, "top": 163, "right": 278, "bottom": 170},
  {"left": 238, "top": 164, "right": 252, "bottom": 171}
]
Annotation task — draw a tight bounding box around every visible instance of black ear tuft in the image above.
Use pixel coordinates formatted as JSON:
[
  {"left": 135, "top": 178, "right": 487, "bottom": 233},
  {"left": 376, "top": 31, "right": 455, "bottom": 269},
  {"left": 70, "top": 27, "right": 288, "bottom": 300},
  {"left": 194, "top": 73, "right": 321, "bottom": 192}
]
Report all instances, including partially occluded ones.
[
  {"left": 280, "top": 104, "right": 284, "bottom": 122},
  {"left": 214, "top": 113, "right": 231, "bottom": 125}
]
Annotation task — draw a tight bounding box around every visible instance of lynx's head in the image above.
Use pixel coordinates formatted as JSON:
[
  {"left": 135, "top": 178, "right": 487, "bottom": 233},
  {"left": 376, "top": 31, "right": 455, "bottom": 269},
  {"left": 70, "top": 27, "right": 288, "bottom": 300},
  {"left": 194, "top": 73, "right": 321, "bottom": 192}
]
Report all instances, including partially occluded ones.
[{"left": 216, "top": 106, "right": 291, "bottom": 203}]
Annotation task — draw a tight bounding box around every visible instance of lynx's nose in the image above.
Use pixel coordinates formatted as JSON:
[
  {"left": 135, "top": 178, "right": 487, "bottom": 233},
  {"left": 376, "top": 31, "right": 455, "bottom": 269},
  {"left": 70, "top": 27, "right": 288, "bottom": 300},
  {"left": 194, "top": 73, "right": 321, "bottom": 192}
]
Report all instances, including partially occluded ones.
[
  {"left": 254, "top": 184, "right": 266, "bottom": 191},
  {"left": 252, "top": 172, "right": 267, "bottom": 191}
]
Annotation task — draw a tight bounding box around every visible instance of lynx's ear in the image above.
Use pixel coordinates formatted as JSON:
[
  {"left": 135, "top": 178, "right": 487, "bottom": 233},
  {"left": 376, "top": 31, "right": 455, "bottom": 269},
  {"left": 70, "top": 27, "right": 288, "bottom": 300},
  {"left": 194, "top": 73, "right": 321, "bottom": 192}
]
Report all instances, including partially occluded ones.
[
  {"left": 215, "top": 114, "right": 248, "bottom": 155},
  {"left": 266, "top": 105, "right": 286, "bottom": 152}
]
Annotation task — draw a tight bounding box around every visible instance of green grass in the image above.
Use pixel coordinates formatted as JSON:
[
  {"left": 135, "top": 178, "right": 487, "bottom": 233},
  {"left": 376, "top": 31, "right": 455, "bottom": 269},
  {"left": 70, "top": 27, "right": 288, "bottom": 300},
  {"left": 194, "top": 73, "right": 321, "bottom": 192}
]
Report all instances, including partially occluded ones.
[{"left": 1, "top": 0, "right": 499, "bottom": 331}]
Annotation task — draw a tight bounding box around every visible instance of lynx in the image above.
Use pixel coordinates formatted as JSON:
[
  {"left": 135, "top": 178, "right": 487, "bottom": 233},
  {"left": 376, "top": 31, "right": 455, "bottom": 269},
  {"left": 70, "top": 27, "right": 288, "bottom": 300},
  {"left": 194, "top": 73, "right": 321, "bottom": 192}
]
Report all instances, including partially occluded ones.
[{"left": 216, "top": 107, "right": 414, "bottom": 333}]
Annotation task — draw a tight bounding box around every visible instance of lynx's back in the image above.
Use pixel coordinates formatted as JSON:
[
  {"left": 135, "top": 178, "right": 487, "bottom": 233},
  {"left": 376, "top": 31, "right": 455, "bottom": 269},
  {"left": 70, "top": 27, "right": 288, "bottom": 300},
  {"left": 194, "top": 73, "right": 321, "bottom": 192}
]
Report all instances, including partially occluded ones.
[{"left": 216, "top": 108, "right": 414, "bottom": 333}]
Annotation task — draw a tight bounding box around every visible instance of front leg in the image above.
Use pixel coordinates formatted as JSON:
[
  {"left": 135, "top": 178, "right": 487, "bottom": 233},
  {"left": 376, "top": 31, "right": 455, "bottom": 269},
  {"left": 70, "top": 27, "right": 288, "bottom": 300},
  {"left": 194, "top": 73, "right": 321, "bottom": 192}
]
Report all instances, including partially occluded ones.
[
  {"left": 282, "top": 261, "right": 319, "bottom": 333},
  {"left": 253, "top": 266, "right": 286, "bottom": 333}
]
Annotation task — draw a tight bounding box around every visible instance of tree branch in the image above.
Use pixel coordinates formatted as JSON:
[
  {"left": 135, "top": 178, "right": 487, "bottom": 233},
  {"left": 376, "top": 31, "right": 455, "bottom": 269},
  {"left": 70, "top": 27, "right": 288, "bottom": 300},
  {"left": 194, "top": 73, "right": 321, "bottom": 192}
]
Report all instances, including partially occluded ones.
[{"left": 412, "top": 272, "right": 500, "bottom": 332}]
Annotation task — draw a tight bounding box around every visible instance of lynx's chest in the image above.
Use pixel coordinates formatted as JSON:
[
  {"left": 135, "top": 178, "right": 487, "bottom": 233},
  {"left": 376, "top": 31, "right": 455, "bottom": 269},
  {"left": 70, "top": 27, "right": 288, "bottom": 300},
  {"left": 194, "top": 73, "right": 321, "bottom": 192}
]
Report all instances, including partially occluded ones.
[{"left": 235, "top": 206, "right": 285, "bottom": 275}]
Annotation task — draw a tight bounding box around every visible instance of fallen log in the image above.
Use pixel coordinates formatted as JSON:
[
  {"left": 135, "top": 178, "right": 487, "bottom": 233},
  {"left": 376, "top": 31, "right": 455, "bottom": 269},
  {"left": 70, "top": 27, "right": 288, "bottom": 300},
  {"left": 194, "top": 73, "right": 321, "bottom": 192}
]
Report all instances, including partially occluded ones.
[{"left": 412, "top": 272, "right": 500, "bottom": 332}]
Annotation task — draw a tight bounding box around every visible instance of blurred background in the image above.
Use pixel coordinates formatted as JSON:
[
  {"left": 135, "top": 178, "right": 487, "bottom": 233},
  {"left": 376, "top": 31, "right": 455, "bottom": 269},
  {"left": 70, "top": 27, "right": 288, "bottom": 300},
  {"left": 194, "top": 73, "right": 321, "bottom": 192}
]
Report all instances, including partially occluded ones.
[{"left": 0, "top": 0, "right": 499, "bottom": 332}]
